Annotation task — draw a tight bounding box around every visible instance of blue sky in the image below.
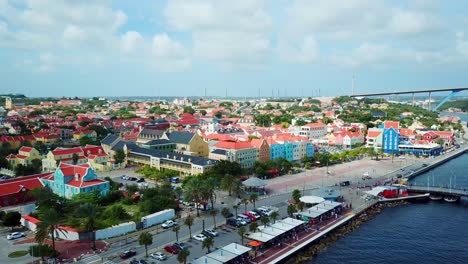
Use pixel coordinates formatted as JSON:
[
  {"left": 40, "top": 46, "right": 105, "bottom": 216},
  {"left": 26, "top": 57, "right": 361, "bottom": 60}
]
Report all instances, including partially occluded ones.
[{"left": 1, "top": 0, "right": 468, "bottom": 98}]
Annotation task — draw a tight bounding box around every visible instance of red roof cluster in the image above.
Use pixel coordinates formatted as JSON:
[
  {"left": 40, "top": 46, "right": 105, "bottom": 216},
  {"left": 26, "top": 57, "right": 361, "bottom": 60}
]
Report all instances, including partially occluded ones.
[{"left": 0, "top": 173, "right": 51, "bottom": 196}]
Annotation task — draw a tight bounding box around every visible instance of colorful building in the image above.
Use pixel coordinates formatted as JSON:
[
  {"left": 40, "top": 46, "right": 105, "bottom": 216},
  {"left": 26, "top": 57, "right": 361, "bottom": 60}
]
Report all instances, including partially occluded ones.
[
  {"left": 299, "top": 122, "right": 327, "bottom": 139},
  {"left": 213, "top": 141, "right": 257, "bottom": 169},
  {"left": 6, "top": 146, "right": 41, "bottom": 168},
  {"left": 162, "top": 131, "right": 209, "bottom": 157},
  {"left": 40, "top": 163, "right": 110, "bottom": 199},
  {"left": 250, "top": 139, "right": 270, "bottom": 162},
  {"left": 0, "top": 173, "right": 51, "bottom": 207}
]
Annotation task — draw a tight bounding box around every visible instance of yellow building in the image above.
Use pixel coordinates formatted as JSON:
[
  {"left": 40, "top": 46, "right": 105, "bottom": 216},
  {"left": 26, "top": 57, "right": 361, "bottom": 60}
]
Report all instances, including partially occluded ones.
[
  {"left": 73, "top": 130, "right": 97, "bottom": 140},
  {"left": 6, "top": 147, "right": 42, "bottom": 168},
  {"left": 162, "top": 131, "right": 209, "bottom": 157}
]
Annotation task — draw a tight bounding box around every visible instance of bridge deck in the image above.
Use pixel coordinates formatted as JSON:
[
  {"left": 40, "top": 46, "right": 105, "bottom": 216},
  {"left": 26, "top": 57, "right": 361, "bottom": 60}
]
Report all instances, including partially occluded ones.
[
  {"left": 351, "top": 87, "right": 468, "bottom": 97},
  {"left": 408, "top": 186, "right": 468, "bottom": 197}
]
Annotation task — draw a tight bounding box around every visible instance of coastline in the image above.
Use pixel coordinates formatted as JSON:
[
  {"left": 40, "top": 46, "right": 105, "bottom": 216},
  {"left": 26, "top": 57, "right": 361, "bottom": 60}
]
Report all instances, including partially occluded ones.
[{"left": 285, "top": 200, "right": 410, "bottom": 264}]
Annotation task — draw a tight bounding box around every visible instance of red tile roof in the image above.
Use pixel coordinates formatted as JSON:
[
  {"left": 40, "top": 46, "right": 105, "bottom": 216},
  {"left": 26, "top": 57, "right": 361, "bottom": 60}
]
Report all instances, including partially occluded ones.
[
  {"left": 214, "top": 141, "right": 253, "bottom": 150},
  {"left": 384, "top": 121, "right": 400, "bottom": 129},
  {"left": 22, "top": 215, "right": 41, "bottom": 225},
  {"left": 250, "top": 138, "right": 266, "bottom": 148},
  {"left": 51, "top": 147, "right": 84, "bottom": 156},
  {"left": 0, "top": 173, "right": 51, "bottom": 196},
  {"left": 66, "top": 179, "right": 106, "bottom": 188},
  {"left": 19, "top": 146, "right": 33, "bottom": 153},
  {"left": 304, "top": 122, "right": 326, "bottom": 127},
  {"left": 367, "top": 130, "right": 382, "bottom": 138}
]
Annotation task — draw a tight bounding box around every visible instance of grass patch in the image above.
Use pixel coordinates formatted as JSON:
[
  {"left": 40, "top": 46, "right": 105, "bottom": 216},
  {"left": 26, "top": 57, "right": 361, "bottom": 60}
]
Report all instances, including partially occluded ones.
[{"left": 8, "top": 250, "right": 29, "bottom": 258}]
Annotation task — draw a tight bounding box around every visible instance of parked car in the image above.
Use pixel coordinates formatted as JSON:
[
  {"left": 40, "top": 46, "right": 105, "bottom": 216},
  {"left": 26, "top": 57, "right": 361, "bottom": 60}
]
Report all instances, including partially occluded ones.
[
  {"left": 138, "top": 182, "right": 148, "bottom": 188},
  {"left": 193, "top": 234, "right": 207, "bottom": 241},
  {"left": 170, "top": 177, "right": 180, "bottom": 183},
  {"left": 173, "top": 242, "right": 188, "bottom": 250},
  {"left": 258, "top": 207, "right": 273, "bottom": 216},
  {"left": 120, "top": 250, "right": 137, "bottom": 259},
  {"left": 162, "top": 220, "right": 177, "bottom": 229},
  {"left": 121, "top": 175, "right": 129, "bottom": 180},
  {"left": 151, "top": 252, "right": 167, "bottom": 261},
  {"left": 136, "top": 178, "right": 145, "bottom": 183},
  {"left": 128, "top": 177, "right": 138, "bottom": 181},
  {"left": 7, "top": 232, "right": 25, "bottom": 240},
  {"left": 204, "top": 229, "right": 218, "bottom": 237},
  {"left": 242, "top": 212, "right": 256, "bottom": 222},
  {"left": 339, "top": 181, "right": 350, "bottom": 186},
  {"left": 237, "top": 214, "right": 251, "bottom": 223},
  {"left": 227, "top": 218, "right": 242, "bottom": 227},
  {"left": 249, "top": 211, "right": 261, "bottom": 219},
  {"left": 164, "top": 244, "right": 180, "bottom": 254}
]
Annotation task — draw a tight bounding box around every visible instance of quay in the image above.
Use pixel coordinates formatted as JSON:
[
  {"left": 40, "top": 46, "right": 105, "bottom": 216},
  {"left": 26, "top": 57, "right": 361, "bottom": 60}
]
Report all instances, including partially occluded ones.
[{"left": 258, "top": 146, "right": 467, "bottom": 264}]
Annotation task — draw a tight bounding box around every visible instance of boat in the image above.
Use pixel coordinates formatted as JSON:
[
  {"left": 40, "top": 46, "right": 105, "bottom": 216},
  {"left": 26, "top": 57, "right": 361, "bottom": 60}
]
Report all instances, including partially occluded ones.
[
  {"left": 429, "top": 194, "right": 443, "bottom": 201},
  {"left": 443, "top": 196, "right": 460, "bottom": 203}
]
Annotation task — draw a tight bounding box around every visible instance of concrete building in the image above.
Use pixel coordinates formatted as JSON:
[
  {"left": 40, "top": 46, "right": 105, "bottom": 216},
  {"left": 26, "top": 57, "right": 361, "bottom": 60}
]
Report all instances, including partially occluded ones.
[
  {"left": 213, "top": 141, "right": 257, "bottom": 169},
  {"left": 299, "top": 122, "right": 327, "bottom": 139}
]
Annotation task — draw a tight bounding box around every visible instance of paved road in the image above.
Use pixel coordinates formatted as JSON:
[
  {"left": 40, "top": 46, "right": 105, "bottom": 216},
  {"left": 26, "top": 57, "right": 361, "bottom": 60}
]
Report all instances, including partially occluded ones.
[{"left": 0, "top": 227, "right": 37, "bottom": 264}]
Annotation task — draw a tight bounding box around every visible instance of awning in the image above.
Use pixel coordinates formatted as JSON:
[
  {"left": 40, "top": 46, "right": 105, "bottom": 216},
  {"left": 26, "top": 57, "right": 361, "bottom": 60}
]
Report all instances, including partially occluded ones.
[
  {"left": 248, "top": 240, "right": 262, "bottom": 247},
  {"left": 242, "top": 177, "right": 267, "bottom": 187},
  {"left": 299, "top": 196, "right": 325, "bottom": 204}
]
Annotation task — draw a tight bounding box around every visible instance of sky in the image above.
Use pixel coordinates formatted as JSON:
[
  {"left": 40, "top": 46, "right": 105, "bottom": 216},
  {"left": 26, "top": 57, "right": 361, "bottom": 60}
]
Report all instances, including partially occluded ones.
[{"left": 1, "top": 0, "right": 468, "bottom": 98}]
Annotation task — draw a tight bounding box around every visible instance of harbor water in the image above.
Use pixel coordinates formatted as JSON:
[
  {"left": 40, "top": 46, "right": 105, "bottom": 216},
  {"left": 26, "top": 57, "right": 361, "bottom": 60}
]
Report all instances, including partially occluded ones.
[{"left": 309, "top": 154, "right": 468, "bottom": 264}]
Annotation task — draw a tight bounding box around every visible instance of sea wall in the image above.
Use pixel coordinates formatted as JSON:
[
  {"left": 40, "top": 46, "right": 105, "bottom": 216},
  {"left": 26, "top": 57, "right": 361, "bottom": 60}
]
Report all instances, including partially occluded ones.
[{"left": 284, "top": 200, "right": 409, "bottom": 264}]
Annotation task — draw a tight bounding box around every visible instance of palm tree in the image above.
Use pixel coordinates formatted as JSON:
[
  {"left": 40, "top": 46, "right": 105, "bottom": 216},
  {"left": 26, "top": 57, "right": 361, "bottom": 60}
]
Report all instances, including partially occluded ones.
[
  {"left": 221, "top": 207, "right": 231, "bottom": 224},
  {"left": 35, "top": 208, "right": 63, "bottom": 252},
  {"left": 177, "top": 248, "right": 190, "bottom": 264},
  {"left": 184, "top": 215, "right": 194, "bottom": 240},
  {"left": 287, "top": 204, "right": 297, "bottom": 216},
  {"left": 292, "top": 189, "right": 301, "bottom": 204},
  {"left": 237, "top": 226, "right": 246, "bottom": 245},
  {"left": 138, "top": 232, "right": 153, "bottom": 258},
  {"left": 75, "top": 203, "right": 101, "bottom": 250},
  {"left": 242, "top": 198, "right": 249, "bottom": 212},
  {"left": 249, "top": 194, "right": 258, "bottom": 210},
  {"left": 261, "top": 216, "right": 270, "bottom": 227},
  {"left": 249, "top": 222, "right": 259, "bottom": 233},
  {"left": 184, "top": 177, "right": 204, "bottom": 217},
  {"left": 210, "top": 209, "right": 218, "bottom": 228},
  {"left": 202, "top": 236, "right": 214, "bottom": 253},
  {"left": 270, "top": 211, "right": 279, "bottom": 224},
  {"left": 233, "top": 205, "right": 239, "bottom": 217},
  {"left": 172, "top": 225, "right": 180, "bottom": 242},
  {"left": 297, "top": 201, "right": 305, "bottom": 212}
]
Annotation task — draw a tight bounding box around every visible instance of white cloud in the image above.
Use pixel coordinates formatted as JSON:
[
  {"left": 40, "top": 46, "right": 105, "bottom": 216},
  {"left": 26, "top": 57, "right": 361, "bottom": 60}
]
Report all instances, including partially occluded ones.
[
  {"left": 151, "top": 33, "right": 191, "bottom": 71},
  {"left": 63, "top": 24, "right": 87, "bottom": 47},
  {"left": 121, "top": 31, "right": 145, "bottom": 53},
  {"left": 36, "top": 52, "right": 58, "bottom": 73},
  {"left": 279, "top": 35, "right": 320, "bottom": 63},
  {"left": 164, "top": 0, "right": 272, "bottom": 65},
  {"left": 456, "top": 32, "right": 468, "bottom": 57}
]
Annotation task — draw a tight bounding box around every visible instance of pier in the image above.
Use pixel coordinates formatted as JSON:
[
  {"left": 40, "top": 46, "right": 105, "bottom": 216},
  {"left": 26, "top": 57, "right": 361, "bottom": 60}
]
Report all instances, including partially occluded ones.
[{"left": 408, "top": 186, "right": 468, "bottom": 197}]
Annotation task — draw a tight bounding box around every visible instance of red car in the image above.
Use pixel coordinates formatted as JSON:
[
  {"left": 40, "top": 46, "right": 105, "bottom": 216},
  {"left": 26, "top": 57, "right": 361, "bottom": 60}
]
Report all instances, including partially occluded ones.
[
  {"left": 120, "top": 250, "right": 137, "bottom": 259},
  {"left": 164, "top": 244, "right": 180, "bottom": 254},
  {"left": 242, "top": 212, "right": 256, "bottom": 222}
]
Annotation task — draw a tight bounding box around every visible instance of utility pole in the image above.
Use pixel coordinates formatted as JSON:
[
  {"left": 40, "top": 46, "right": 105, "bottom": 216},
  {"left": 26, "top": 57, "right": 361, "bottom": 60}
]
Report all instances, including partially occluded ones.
[{"left": 352, "top": 75, "right": 355, "bottom": 96}]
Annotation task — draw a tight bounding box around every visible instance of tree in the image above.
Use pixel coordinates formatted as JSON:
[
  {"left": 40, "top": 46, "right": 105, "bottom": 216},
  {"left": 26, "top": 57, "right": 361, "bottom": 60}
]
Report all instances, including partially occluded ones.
[
  {"left": 292, "top": 189, "right": 301, "bottom": 204},
  {"left": 435, "top": 138, "right": 445, "bottom": 147},
  {"left": 29, "top": 244, "right": 58, "bottom": 261},
  {"left": 221, "top": 208, "right": 231, "bottom": 223},
  {"left": 139, "top": 232, "right": 153, "bottom": 258},
  {"left": 249, "top": 194, "right": 258, "bottom": 210},
  {"left": 270, "top": 211, "right": 279, "bottom": 224},
  {"left": 210, "top": 209, "right": 218, "bottom": 229},
  {"left": 295, "top": 119, "right": 307, "bottom": 126},
  {"left": 261, "top": 216, "right": 270, "bottom": 227},
  {"left": 200, "top": 110, "right": 207, "bottom": 116},
  {"left": 249, "top": 222, "right": 259, "bottom": 233},
  {"left": 177, "top": 248, "right": 190, "bottom": 264},
  {"left": 254, "top": 114, "right": 272, "bottom": 127},
  {"left": 232, "top": 205, "right": 239, "bottom": 218},
  {"left": 242, "top": 198, "right": 249, "bottom": 212},
  {"left": 214, "top": 111, "right": 223, "bottom": 118},
  {"left": 184, "top": 177, "right": 204, "bottom": 217},
  {"left": 237, "top": 226, "right": 246, "bottom": 245},
  {"left": 172, "top": 225, "right": 180, "bottom": 242},
  {"left": 183, "top": 106, "right": 195, "bottom": 115},
  {"left": 75, "top": 203, "right": 101, "bottom": 250},
  {"left": 2, "top": 211, "right": 21, "bottom": 230},
  {"left": 287, "top": 204, "right": 297, "bottom": 216},
  {"left": 72, "top": 153, "right": 79, "bottom": 165},
  {"left": 297, "top": 201, "right": 305, "bottom": 212},
  {"left": 113, "top": 149, "right": 126, "bottom": 164},
  {"left": 35, "top": 208, "right": 63, "bottom": 252},
  {"left": 202, "top": 236, "right": 214, "bottom": 253},
  {"left": 184, "top": 215, "right": 194, "bottom": 239}
]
